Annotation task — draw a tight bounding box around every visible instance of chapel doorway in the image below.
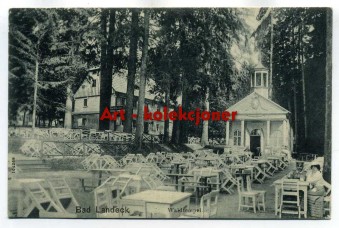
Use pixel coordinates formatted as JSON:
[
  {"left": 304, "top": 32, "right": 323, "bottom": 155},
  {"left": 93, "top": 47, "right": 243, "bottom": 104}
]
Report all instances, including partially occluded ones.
[{"left": 250, "top": 129, "right": 261, "bottom": 156}]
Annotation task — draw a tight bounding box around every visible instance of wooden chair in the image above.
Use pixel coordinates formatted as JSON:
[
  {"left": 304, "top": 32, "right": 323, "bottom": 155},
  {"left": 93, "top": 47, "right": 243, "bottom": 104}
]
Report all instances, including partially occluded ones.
[
  {"left": 47, "top": 178, "right": 80, "bottom": 213},
  {"left": 236, "top": 177, "right": 259, "bottom": 213},
  {"left": 156, "top": 152, "right": 167, "bottom": 164},
  {"left": 180, "top": 190, "right": 219, "bottom": 218},
  {"left": 245, "top": 175, "right": 266, "bottom": 211},
  {"left": 279, "top": 179, "right": 301, "bottom": 218},
  {"left": 81, "top": 154, "right": 101, "bottom": 170},
  {"left": 94, "top": 187, "right": 119, "bottom": 218},
  {"left": 20, "top": 139, "right": 41, "bottom": 157},
  {"left": 252, "top": 163, "right": 271, "bottom": 184},
  {"left": 323, "top": 180, "right": 331, "bottom": 217},
  {"left": 145, "top": 153, "right": 157, "bottom": 163},
  {"left": 21, "top": 181, "right": 76, "bottom": 218},
  {"left": 220, "top": 169, "right": 237, "bottom": 194},
  {"left": 203, "top": 190, "right": 219, "bottom": 218}
]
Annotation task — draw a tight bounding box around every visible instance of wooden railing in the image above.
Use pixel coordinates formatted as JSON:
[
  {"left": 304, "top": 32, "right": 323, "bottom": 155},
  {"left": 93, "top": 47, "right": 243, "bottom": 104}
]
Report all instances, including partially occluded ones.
[
  {"left": 188, "top": 136, "right": 226, "bottom": 145},
  {"left": 8, "top": 127, "right": 162, "bottom": 144}
]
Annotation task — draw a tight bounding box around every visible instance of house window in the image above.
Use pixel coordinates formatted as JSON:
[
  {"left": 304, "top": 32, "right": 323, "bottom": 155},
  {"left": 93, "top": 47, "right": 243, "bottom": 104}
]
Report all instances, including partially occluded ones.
[
  {"left": 84, "top": 98, "right": 88, "bottom": 107},
  {"left": 92, "top": 79, "right": 96, "bottom": 87},
  {"left": 82, "top": 118, "right": 87, "bottom": 126},
  {"left": 133, "top": 100, "right": 138, "bottom": 108},
  {"left": 234, "top": 130, "right": 241, "bottom": 146},
  {"left": 27, "top": 114, "right": 32, "bottom": 122},
  {"left": 77, "top": 118, "right": 82, "bottom": 126},
  {"left": 116, "top": 97, "right": 126, "bottom": 106},
  {"left": 255, "top": 72, "right": 262, "bottom": 86},
  {"left": 72, "top": 100, "right": 75, "bottom": 112}
]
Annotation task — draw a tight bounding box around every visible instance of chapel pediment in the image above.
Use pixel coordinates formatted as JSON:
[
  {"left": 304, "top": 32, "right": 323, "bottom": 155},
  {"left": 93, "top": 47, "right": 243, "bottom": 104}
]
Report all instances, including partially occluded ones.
[{"left": 227, "top": 92, "right": 289, "bottom": 115}]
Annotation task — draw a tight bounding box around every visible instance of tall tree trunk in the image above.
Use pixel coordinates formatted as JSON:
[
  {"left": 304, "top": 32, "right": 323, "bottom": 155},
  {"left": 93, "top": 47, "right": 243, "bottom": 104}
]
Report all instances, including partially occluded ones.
[
  {"left": 171, "top": 113, "right": 179, "bottom": 144},
  {"left": 171, "top": 114, "right": 179, "bottom": 144},
  {"left": 201, "top": 86, "right": 210, "bottom": 146},
  {"left": 22, "top": 110, "right": 26, "bottom": 126},
  {"left": 163, "top": 85, "right": 170, "bottom": 143},
  {"left": 269, "top": 9, "right": 274, "bottom": 99},
  {"left": 124, "top": 9, "right": 139, "bottom": 133},
  {"left": 32, "top": 56, "right": 39, "bottom": 129},
  {"left": 293, "top": 78, "right": 298, "bottom": 153},
  {"left": 178, "top": 78, "right": 188, "bottom": 144},
  {"left": 300, "top": 23, "right": 307, "bottom": 139},
  {"left": 135, "top": 10, "right": 150, "bottom": 150},
  {"left": 64, "top": 85, "right": 73, "bottom": 128},
  {"left": 324, "top": 8, "right": 332, "bottom": 182},
  {"left": 171, "top": 93, "right": 181, "bottom": 144},
  {"left": 99, "top": 9, "right": 116, "bottom": 130}
]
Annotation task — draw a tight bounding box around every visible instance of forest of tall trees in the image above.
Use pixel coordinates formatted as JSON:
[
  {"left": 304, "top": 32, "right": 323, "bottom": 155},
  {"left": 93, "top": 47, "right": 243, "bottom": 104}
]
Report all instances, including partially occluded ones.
[
  {"left": 252, "top": 8, "right": 331, "bottom": 179},
  {"left": 9, "top": 8, "right": 331, "bottom": 165}
]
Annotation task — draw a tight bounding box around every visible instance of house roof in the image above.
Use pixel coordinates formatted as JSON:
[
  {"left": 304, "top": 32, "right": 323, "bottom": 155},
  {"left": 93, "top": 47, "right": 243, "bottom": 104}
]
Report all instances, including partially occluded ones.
[
  {"left": 74, "top": 69, "right": 157, "bottom": 100},
  {"left": 254, "top": 62, "right": 268, "bottom": 70},
  {"left": 112, "top": 71, "right": 156, "bottom": 100},
  {"left": 227, "top": 91, "right": 289, "bottom": 115}
]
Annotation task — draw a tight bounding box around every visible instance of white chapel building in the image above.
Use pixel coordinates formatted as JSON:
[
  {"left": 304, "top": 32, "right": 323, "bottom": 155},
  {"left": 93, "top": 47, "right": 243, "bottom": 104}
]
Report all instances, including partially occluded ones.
[{"left": 225, "top": 64, "right": 293, "bottom": 157}]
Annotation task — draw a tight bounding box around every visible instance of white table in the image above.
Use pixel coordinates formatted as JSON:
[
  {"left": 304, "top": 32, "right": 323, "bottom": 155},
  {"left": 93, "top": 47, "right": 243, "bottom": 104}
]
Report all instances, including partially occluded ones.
[{"left": 121, "top": 190, "right": 191, "bottom": 218}]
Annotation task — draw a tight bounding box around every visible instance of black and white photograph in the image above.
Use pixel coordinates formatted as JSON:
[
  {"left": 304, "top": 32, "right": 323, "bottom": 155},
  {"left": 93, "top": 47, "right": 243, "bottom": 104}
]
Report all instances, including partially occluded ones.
[{"left": 7, "top": 6, "right": 332, "bottom": 220}]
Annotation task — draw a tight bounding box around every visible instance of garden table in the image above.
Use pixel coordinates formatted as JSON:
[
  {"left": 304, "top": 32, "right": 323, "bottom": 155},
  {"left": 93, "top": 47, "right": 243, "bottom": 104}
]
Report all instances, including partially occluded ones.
[
  {"left": 121, "top": 190, "right": 191, "bottom": 218},
  {"left": 229, "top": 164, "right": 255, "bottom": 180}
]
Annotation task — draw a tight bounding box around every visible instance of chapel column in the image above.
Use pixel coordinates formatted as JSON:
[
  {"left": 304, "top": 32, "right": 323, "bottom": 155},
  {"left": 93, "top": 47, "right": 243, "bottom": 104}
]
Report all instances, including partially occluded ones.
[
  {"left": 241, "top": 120, "right": 245, "bottom": 146},
  {"left": 283, "top": 119, "right": 287, "bottom": 146},
  {"left": 266, "top": 120, "right": 271, "bottom": 146}
]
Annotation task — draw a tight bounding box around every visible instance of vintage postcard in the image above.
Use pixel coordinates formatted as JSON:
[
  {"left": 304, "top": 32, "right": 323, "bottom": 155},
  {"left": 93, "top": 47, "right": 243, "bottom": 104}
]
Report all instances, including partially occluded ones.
[{"left": 7, "top": 7, "right": 332, "bottom": 219}]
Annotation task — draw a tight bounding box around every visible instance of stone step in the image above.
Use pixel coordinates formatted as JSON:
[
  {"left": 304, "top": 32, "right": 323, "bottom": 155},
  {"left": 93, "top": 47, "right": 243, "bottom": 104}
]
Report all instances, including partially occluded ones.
[
  {"left": 16, "top": 159, "right": 46, "bottom": 165},
  {"left": 18, "top": 166, "right": 52, "bottom": 172},
  {"left": 17, "top": 164, "right": 50, "bottom": 169}
]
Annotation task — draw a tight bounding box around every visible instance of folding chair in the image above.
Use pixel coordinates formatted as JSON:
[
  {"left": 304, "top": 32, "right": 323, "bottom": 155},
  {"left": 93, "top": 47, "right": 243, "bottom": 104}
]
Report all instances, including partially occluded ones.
[
  {"left": 220, "top": 169, "right": 237, "bottom": 194},
  {"left": 279, "top": 179, "right": 301, "bottom": 218},
  {"left": 21, "top": 181, "right": 76, "bottom": 218},
  {"left": 47, "top": 178, "right": 80, "bottom": 213}
]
